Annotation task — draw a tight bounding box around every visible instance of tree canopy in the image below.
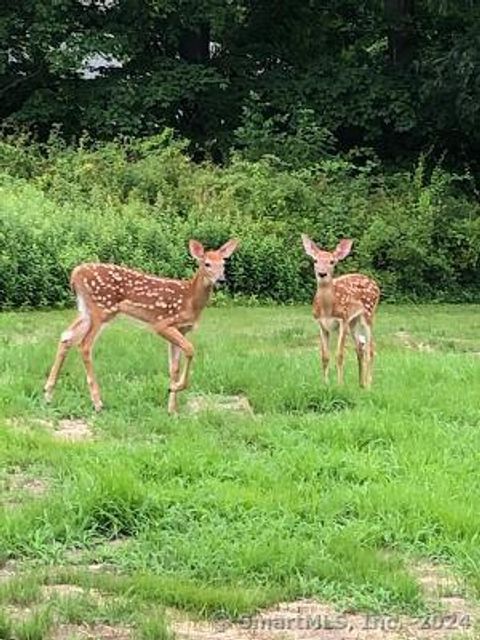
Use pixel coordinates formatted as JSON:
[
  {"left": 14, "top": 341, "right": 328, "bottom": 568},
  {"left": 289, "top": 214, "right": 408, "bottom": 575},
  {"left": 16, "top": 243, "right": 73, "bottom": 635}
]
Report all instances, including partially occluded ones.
[{"left": 1, "top": 0, "right": 479, "bottom": 162}]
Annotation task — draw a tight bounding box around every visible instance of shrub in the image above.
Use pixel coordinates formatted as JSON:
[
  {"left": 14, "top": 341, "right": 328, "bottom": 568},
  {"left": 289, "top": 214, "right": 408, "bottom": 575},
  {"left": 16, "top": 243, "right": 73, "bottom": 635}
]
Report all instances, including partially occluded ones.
[{"left": 0, "top": 134, "right": 479, "bottom": 308}]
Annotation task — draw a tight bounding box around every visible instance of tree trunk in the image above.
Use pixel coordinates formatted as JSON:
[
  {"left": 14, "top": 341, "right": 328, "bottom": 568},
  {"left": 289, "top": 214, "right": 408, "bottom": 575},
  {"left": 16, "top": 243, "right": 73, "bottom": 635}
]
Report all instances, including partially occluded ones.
[
  {"left": 179, "top": 23, "right": 210, "bottom": 63},
  {"left": 384, "top": 0, "right": 415, "bottom": 66}
]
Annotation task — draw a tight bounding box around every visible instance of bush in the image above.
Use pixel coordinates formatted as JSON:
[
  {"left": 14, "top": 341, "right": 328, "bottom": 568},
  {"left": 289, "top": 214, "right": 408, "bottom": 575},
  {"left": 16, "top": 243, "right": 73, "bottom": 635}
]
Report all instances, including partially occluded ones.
[{"left": 0, "top": 134, "right": 479, "bottom": 308}]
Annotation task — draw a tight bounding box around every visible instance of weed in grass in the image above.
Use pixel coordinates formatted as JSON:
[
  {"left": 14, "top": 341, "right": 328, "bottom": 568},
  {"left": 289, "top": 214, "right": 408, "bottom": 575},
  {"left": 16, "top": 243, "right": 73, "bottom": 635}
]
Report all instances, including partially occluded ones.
[
  {"left": 10, "top": 609, "right": 53, "bottom": 640},
  {"left": 42, "top": 590, "right": 99, "bottom": 625},
  {"left": 0, "top": 611, "right": 13, "bottom": 639},
  {"left": 136, "top": 615, "right": 173, "bottom": 640},
  {"left": 0, "top": 577, "right": 42, "bottom": 607}
]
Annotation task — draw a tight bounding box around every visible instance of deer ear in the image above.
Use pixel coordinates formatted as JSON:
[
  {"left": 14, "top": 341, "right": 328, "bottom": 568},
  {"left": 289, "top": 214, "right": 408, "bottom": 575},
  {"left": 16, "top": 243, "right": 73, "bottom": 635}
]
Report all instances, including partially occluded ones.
[
  {"left": 333, "top": 238, "right": 353, "bottom": 261},
  {"left": 189, "top": 239, "right": 205, "bottom": 261},
  {"left": 301, "top": 234, "right": 320, "bottom": 259},
  {"left": 219, "top": 238, "right": 238, "bottom": 259}
]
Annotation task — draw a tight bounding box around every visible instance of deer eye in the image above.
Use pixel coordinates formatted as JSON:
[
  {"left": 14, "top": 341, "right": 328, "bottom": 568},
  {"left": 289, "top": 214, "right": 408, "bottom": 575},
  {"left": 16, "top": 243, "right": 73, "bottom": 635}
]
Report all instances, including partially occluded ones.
[
  {"left": 205, "top": 261, "right": 212, "bottom": 268},
  {"left": 330, "top": 260, "right": 335, "bottom": 265}
]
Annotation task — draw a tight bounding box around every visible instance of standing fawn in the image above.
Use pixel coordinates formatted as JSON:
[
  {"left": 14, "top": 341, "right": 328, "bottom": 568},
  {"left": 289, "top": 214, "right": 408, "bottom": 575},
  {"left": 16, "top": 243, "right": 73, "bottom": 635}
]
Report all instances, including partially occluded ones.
[
  {"left": 301, "top": 235, "right": 380, "bottom": 387},
  {"left": 44, "top": 239, "right": 238, "bottom": 414}
]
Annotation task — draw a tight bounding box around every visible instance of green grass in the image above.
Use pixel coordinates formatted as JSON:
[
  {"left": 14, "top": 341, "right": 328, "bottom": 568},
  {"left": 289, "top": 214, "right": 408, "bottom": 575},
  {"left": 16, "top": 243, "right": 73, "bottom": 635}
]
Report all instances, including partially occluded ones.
[
  {"left": 9, "top": 610, "right": 54, "bottom": 640},
  {"left": 0, "top": 304, "right": 480, "bottom": 636}
]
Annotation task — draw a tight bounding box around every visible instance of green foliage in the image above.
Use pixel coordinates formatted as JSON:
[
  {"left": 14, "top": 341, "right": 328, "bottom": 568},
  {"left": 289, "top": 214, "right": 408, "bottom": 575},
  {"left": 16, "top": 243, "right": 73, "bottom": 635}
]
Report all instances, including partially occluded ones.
[
  {"left": 0, "top": 135, "right": 479, "bottom": 308},
  {"left": 1, "top": 1, "right": 480, "bottom": 161},
  {"left": 9, "top": 609, "right": 53, "bottom": 640},
  {"left": 138, "top": 616, "right": 174, "bottom": 640},
  {"left": 234, "top": 100, "right": 335, "bottom": 168}
]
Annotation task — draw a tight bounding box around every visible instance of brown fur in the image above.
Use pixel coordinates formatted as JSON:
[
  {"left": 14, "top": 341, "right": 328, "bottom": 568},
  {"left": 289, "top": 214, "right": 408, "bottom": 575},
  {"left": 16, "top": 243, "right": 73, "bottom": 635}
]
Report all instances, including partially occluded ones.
[
  {"left": 313, "top": 274, "right": 380, "bottom": 326},
  {"left": 70, "top": 263, "right": 208, "bottom": 329},
  {"left": 302, "top": 235, "right": 380, "bottom": 387},
  {"left": 44, "top": 240, "right": 238, "bottom": 414}
]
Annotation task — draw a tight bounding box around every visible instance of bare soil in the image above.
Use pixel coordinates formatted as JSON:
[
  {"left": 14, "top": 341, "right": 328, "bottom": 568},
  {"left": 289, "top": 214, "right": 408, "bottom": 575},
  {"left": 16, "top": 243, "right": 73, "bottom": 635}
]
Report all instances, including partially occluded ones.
[
  {"left": 5, "top": 417, "right": 93, "bottom": 441},
  {"left": 0, "top": 560, "right": 18, "bottom": 583},
  {"left": 53, "top": 419, "right": 93, "bottom": 442},
  {"left": 3, "top": 468, "right": 49, "bottom": 497},
  {"left": 395, "top": 331, "right": 435, "bottom": 353},
  {"left": 186, "top": 394, "right": 254, "bottom": 415},
  {"left": 170, "top": 563, "right": 478, "bottom": 640},
  {"left": 51, "top": 623, "right": 132, "bottom": 640}
]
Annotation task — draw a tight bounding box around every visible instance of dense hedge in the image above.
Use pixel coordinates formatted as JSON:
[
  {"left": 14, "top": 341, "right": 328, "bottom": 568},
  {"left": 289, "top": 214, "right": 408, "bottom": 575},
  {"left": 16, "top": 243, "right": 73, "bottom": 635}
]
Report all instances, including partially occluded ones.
[{"left": 0, "top": 132, "right": 479, "bottom": 308}]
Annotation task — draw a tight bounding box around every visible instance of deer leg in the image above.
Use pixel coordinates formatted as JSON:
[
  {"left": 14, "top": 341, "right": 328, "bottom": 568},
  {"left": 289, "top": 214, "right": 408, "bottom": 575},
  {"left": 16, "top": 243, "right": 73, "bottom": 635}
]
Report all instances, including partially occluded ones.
[
  {"left": 336, "top": 322, "right": 348, "bottom": 385},
  {"left": 44, "top": 315, "right": 90, "bottom": 403},
  {"left": 368, "top": 333, "right": 375, "bottom": 387},
  {"left": 357, "top": 343, "right": 365, "bottom": 387},
  {"left": 155, "top": 325, "right": 195, "bottom": 414},
  {"left": 79, "top": 319, "right": 105, "bottom": 412},
  {"left": 350, "top": 317, "right": 371, "bottom": 388},
  {"left": 349, "top": 319, "right": 363, "bottom": 387},
  {"left": 319, "top": 327, "right": 330, "bottom": 384},
  {"left": 167, "top": 343, "right": 181, "bottom": 415},
  {"left": 361, "top": 320, "right": 372, "bottom": 388}
]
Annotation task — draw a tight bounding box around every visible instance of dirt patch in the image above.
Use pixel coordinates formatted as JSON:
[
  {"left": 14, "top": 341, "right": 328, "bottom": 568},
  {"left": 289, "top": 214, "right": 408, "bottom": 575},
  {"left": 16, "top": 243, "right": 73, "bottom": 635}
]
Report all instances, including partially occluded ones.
[
  {"left": 170, "top": 563, "right": 478, "bottom": 640},
  {"left": 186, "top": 394, "right": 254, "bottom": 415},
  {"left": 101, "top": 538, "right": 130, "bottom": 551},
  {"left": 52, "top": 419, "right": 93, "bottom": 442},
  {"left": 5, "top": 417, "right": 93, "bottom": 441},
  {"left": 63, "top": 550, "right": 118, "bottom": 574},
  {"left": 41, "top": 584, "right": 105, "bottom": 604},
  {"left": 415, "top": 562, "right": 460, "bottom": 597},
  {"left": 171, "top": 601, "right": 476, "bottom": 639},
  {"left": 63, "top": 537, "right": 129, "bottom": 569},
  {"left": 413, "top": 561, "right": 477, "bottom": 620},
  {"left": 63, "top": 547, "right": 88, "bottom": 564},
  {"left": 0, "top": 560, "right": 18, "bottom": 583},
  {"left": 5, "top": 417, "right": 53, "bottom": 433},
  {"left": 395, "top": 331, "right": 435, "bottom": 353},
  {"left": 51, "top": 623, "right": 132, "bottom": 640},
  {"left": 42, "top": 583, "right": 86, "bottom": 599},
  {"left": 3, "top": 469, "right": 49, "bottom": 497},
  {"left": 4, "top": 603, "right": 37, "bottom": 623},
  {"left": 394, "top": 332, "right": 480, "bottom": 356},
  {"left": 0, "top": 469, "right": 49, "bottom": 508},
  {"left": 85, "top": 563, "right": 118, "bottom": 574}
]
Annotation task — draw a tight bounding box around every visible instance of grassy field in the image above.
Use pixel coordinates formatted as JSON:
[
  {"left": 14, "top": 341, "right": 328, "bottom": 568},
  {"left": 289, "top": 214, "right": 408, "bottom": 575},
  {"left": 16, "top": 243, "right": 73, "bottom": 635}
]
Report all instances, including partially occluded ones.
[{"left": 0, "top": 304, "right": 480, "bottom": 639}]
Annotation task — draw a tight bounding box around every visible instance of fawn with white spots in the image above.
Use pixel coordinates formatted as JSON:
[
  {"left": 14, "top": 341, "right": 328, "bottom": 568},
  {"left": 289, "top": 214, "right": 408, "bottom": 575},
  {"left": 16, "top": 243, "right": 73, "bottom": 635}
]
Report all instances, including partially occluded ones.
[
  {"left": 44, "top": 239, "right": 238, "bottom": 414},
  {"left": 302, "top": 235, "right": 380, "bottom": 387}
]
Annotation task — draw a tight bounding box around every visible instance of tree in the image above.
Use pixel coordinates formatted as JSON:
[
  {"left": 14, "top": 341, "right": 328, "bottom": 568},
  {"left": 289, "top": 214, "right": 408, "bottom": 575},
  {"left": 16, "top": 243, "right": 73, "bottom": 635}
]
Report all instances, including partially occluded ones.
[
  {"left": 1, "top": 0, "right": 479, "bottom": 164},
  {"left": 384, "top": 0, "right": 416, "bottom": 65}
]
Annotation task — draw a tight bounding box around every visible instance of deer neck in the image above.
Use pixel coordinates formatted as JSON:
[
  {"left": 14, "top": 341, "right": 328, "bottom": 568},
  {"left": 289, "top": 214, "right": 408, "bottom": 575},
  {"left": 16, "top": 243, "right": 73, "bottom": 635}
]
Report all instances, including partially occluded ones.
[
  {"left": 315, "top": 280, "right": 335, "bottom": 317},
  {"left": 189, "top": 268, "right": 214, "bottom": 314}
]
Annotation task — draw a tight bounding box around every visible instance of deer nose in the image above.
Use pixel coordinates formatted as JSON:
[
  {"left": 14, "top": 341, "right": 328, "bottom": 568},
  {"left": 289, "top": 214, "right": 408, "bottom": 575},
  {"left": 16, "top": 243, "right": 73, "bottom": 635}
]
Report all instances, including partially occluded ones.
[{"left": 318, "top": 272, "right": 328, "bottom": 278}]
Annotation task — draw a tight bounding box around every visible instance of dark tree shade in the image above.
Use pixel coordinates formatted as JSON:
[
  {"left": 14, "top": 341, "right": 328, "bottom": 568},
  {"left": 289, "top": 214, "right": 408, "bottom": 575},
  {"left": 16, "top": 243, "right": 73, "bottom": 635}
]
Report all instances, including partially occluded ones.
[
  {"left": 384, "top": 0, "right": 416, "bottom": 65},
  {"left": 1, "top": 0, "right": 479, "bottom": 163}
]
